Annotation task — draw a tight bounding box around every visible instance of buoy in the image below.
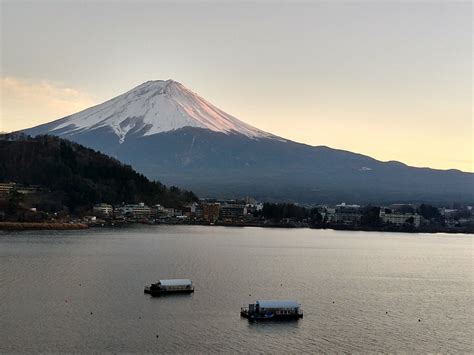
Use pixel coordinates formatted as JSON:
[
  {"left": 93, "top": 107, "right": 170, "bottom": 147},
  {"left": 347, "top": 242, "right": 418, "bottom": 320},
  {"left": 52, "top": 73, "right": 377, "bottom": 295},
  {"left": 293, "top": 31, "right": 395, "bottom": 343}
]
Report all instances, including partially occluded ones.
[
  {"left": 249, "top": 294, "right": 251, "bottom": 296},
  {"left": 418, "top": 318, "right": 421, "bottom": 322},
  {"left": 332, "top": 301, "right": 335, "bottom": 304},
  {"left": 90, "top": 312, "right": 93, "bottom": 315},
  {"left": 156, "top": 335, "right": 159, "bottom": 338},
  {"left": 386, "top": 311, "right": 388, "bottom": 314}
]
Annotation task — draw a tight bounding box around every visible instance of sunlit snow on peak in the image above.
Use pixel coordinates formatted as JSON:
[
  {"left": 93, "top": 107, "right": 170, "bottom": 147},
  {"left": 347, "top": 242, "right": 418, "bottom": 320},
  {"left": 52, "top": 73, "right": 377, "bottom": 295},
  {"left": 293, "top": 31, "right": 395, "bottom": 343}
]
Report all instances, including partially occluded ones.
[{"left": 50, "top": 80, "right": 277, "bottom": 143}]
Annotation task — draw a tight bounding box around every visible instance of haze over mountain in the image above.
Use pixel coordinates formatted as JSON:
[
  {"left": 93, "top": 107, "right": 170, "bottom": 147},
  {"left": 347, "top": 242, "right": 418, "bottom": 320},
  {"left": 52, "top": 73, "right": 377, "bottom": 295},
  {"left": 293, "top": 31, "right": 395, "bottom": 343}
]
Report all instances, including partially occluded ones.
[{"left": 23, "top": 80, "right": 473, "bottom": 204}]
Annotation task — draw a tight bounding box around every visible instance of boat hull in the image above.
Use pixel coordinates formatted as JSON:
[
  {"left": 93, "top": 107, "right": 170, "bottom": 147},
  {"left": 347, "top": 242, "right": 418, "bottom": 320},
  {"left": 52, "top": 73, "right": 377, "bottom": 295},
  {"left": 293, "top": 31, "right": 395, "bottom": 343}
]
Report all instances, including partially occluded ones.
[
  {"left": 144, "top": 286, "right": 194, "bottom": 296},
  {"left": 240, "top": 310, "right": 303, "bottom": 321}
]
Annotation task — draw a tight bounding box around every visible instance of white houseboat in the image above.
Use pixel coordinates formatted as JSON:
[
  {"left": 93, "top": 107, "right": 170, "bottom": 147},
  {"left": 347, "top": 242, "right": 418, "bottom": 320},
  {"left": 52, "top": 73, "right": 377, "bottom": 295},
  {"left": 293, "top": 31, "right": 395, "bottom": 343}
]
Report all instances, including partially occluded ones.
[
  {"left": 241, "top": 299, "right": 303, "bottom": 321},
  {"left": 144, "top": 279, "right": 194, "bottom": 296}
]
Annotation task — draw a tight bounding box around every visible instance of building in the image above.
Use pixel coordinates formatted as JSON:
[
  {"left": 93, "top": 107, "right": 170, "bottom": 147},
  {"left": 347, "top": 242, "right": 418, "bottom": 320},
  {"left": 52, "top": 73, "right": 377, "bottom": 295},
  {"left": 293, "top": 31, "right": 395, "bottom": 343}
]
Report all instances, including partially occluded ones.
[
  {"left": 202, "top": 202, "right": 220, "bottom": 222},
  {"left": 0, "top": 183, "right": 15, "bottom": 195},
  {"left": 246, "top": 202, "right": 263, "bottom": 214},
  {"left": 183, "top": 202, "right": 200, "bottom": 218},
  {"left": 220, "top": 203, "right": 247, "bottom": 221},
  {"left": 0, "top": 182, "right": 42, "bottom": 195},
  {"left": 380, "top": 209, "right": 421, "bottom": 227},
  {"left": 331, "top": 203, "right": 362, "bottom": 224},
  {"left": 194, "top": 206, "right": 203, "bottom": 219},
  {"left": 151, "top": 204, "right": 166, "bottom": 218},
  {"left": 93, "top": 203, "right": 113, "bottom": 216},
  {"left": 186, "top": 202, "right": 199, "bottom": 214},
  {"left": 116, "top": 203, "right": 151, "bottom": 219},
  {"left": 164, "top": 208, "right": 179, "bottom": 217},
  {"left": 440, "top": 208, "right": 458, "bottom": 218}
]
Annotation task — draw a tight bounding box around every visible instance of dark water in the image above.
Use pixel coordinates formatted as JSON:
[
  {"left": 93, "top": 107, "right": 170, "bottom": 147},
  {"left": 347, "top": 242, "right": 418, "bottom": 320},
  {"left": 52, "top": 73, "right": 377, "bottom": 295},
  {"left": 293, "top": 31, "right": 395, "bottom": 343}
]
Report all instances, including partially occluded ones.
[{"left": 0, "top": 226, "right": 472, "bottom": 353}]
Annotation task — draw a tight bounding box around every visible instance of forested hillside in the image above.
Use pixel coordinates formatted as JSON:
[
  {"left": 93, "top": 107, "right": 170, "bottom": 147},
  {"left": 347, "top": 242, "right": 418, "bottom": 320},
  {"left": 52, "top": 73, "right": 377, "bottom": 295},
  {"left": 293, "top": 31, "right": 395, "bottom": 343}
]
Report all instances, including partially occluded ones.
[{"left": 0, "top": 133, "right": 198, "bottom": 212}]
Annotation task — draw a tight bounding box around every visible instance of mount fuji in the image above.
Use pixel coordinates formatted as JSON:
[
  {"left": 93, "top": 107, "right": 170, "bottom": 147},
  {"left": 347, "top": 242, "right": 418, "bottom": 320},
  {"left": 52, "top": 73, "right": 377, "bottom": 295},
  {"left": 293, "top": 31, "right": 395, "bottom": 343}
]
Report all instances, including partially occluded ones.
[
  {"left": 23, "top": 80, "right": 473, "bottom": 204},
  {"left": 27, "top": 80, "right": 276, "bottom": 143}
]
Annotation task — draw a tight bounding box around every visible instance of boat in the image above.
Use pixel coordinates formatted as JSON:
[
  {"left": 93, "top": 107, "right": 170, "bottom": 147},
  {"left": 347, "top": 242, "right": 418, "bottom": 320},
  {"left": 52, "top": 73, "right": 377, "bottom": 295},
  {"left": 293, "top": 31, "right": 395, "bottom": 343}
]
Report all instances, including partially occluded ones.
[
  {"left": 240, "top": 300, "right": 303, "bottom": 321},
  {"left": 144, "top": 279, "right": 194, "bottom": 296}
]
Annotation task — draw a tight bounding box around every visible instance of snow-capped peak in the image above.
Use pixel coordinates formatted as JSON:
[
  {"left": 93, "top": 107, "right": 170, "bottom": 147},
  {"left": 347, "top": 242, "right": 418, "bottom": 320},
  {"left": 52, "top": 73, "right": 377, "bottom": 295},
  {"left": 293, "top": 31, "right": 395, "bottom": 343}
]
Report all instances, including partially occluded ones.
[{"left": 47, "top": 79, "right": 277, "bottom": 143}]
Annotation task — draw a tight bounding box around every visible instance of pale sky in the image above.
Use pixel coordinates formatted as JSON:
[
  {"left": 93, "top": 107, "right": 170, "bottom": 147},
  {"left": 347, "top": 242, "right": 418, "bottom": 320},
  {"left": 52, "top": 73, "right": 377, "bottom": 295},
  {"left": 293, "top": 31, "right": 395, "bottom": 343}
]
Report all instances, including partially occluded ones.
[{"left": 0, "top": 0, "right": 472, "bottom": 172}]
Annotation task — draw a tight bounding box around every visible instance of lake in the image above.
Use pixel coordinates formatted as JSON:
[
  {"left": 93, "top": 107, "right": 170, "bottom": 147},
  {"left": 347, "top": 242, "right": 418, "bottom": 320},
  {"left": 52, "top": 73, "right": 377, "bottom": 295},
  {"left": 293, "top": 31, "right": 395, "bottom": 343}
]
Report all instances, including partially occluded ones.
[{"left": 0, "top": 226, "right": 472, "bottom": 353}]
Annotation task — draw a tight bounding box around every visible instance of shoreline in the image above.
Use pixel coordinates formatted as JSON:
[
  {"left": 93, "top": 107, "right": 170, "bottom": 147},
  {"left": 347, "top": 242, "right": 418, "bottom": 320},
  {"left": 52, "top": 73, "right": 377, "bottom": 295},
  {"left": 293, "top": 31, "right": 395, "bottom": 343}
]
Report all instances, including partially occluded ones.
[
  {"left": 1, "top": 220, "right": 472, "bottom": 235},
  {"left": 213, "top": 222, "right": 474, "bottom": 235},
  {"left": 0, "top": 222, "right": 89, "bottom": 231}
]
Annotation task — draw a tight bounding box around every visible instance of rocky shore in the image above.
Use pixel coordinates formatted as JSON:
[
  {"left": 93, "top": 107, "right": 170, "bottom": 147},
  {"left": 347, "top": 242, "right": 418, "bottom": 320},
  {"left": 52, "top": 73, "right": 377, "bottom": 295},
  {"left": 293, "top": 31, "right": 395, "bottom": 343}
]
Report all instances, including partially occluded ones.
[{"left": 0, "top": 222, "right": 89, "bottom": 231}]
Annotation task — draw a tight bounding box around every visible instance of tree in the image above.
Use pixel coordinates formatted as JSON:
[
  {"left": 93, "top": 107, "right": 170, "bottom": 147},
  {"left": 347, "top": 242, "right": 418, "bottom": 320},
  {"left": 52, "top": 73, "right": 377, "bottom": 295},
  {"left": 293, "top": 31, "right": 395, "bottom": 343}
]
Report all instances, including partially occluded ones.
[
  {"left": 309, "top": 208, "right": 323, "bottom": 226},
  {"left": 6, "top": 188, "right": 23, "bottom": 215},
  {"left": 417, "top": 204, "right": 441, "bottom": 220},
  {"left": 360, "top": 206, "right": 381, "bottom": 226},
  {"left": 0, "top": 135, "right": 198, "bottom": 214},
  {"left": 261, "top": 203, "right": 308, "bottom": 221}
]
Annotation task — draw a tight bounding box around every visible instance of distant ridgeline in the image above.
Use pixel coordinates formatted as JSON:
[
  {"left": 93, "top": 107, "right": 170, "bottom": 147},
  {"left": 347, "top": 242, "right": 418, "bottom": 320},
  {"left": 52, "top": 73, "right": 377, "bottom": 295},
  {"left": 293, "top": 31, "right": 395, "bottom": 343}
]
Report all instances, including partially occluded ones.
[{"left": 0, "top": 133, "right": 198, "bottom": 212}]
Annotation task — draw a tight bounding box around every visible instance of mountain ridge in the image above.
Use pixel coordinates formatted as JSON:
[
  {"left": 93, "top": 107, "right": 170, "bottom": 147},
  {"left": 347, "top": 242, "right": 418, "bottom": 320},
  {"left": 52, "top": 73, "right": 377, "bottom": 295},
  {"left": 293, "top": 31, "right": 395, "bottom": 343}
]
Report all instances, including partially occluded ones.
[{"left": 22, "top": 80, "right": 474, "bottom": 204}]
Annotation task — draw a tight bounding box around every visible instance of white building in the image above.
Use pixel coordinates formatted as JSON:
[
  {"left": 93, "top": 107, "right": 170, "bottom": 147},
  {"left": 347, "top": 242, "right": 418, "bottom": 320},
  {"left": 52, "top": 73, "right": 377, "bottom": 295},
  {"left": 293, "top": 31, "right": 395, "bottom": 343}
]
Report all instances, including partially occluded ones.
[
  {"left": 163, "top": 208, "right": 177, "bottom": 217},
  {"left": 93, "top": 203, "right": 113, "bottom": 215},
  {"left": 335, "top": 202, "right": 361, "bottom": 209},
  {"left": 331, "top": 203, "right": 361, "bottom": 224},
  {"left": 116, "top": 203, "right": 151, "bottom": 218},
  {"left": 186, "top": 202, "right": 199, "bottom": 214},
  {"left": 380, "top": 210, "right": 421, "bottom": 227}
]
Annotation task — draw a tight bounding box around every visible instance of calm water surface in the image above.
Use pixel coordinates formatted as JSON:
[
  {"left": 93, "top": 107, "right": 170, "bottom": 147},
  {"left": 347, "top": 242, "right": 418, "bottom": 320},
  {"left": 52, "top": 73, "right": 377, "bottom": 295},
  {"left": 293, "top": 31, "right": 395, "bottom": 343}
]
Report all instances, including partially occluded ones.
[{"left": 0, "top": 226, "right": 472, "bottom": 353}]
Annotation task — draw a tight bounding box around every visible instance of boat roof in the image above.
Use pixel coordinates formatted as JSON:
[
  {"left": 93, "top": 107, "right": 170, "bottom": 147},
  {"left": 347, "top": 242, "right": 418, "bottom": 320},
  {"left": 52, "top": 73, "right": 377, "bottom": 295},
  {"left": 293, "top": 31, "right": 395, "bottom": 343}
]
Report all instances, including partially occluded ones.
[
  {"left": 256, "top": 300, "right": 300, "bottom": 308},
  {"left": 159, "top": 279, "right": 192, "bottom": 286}
]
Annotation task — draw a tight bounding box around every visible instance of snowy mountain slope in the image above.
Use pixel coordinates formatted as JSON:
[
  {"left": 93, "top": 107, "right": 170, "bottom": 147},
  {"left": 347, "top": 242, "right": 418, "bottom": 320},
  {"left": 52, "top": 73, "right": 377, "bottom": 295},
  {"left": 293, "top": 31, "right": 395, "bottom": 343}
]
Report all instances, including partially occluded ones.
[{"left": 28, "top": 80, "right": 277, "bottom": 143}]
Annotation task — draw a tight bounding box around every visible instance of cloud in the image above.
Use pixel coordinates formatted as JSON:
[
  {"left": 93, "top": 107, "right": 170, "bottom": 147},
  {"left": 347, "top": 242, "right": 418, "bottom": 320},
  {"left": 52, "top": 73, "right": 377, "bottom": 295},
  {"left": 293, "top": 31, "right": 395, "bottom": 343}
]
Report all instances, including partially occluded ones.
[{"left": 0, "top": 77, "right": 96, "bottom": 132}]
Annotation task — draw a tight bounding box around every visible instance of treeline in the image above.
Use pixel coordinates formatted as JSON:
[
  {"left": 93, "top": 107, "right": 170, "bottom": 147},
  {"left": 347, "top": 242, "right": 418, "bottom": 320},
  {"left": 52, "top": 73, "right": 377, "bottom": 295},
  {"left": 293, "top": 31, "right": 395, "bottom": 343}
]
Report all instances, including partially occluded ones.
[
  {"left": 256, "top": 203, "right": 323, "bottom": 225},
  {"left": 0, "top": 134, "right": 198, "bottom": 213},
  {"left": 357, "top": 205, "right": 445, "bottom": 227},
  {"left": 256, "top": 202, "right": 449, "bottom": 227}
]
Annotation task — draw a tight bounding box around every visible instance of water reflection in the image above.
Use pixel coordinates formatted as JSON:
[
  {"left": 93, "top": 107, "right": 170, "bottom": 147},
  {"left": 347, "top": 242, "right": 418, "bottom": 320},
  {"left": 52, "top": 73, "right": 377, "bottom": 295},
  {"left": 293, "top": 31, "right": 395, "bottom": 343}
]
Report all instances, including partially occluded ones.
[{"left": 0, "top": 226, "right": 472, "bottom": 353}]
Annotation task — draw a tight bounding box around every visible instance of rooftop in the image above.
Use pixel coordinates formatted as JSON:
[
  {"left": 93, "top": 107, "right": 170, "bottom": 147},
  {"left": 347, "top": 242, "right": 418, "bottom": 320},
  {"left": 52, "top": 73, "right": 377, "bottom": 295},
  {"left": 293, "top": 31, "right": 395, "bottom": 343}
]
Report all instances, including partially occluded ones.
[
  {"left": 159, "top": 279, "right": 193, "bottom": 286},
  {"left": 256, "top": 300, "right": 300, "bottom": 309}
]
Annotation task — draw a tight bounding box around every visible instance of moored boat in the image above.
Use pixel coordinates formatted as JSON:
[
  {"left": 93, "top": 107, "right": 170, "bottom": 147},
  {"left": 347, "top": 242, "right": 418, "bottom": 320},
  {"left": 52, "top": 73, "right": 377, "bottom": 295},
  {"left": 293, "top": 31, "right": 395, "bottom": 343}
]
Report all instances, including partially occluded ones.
[
  {"left": 240, "top": 300, "right": 303, "bottom": 321},
  {"left": 144, "top": 279, "right": 194, "bottom": 296}
]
